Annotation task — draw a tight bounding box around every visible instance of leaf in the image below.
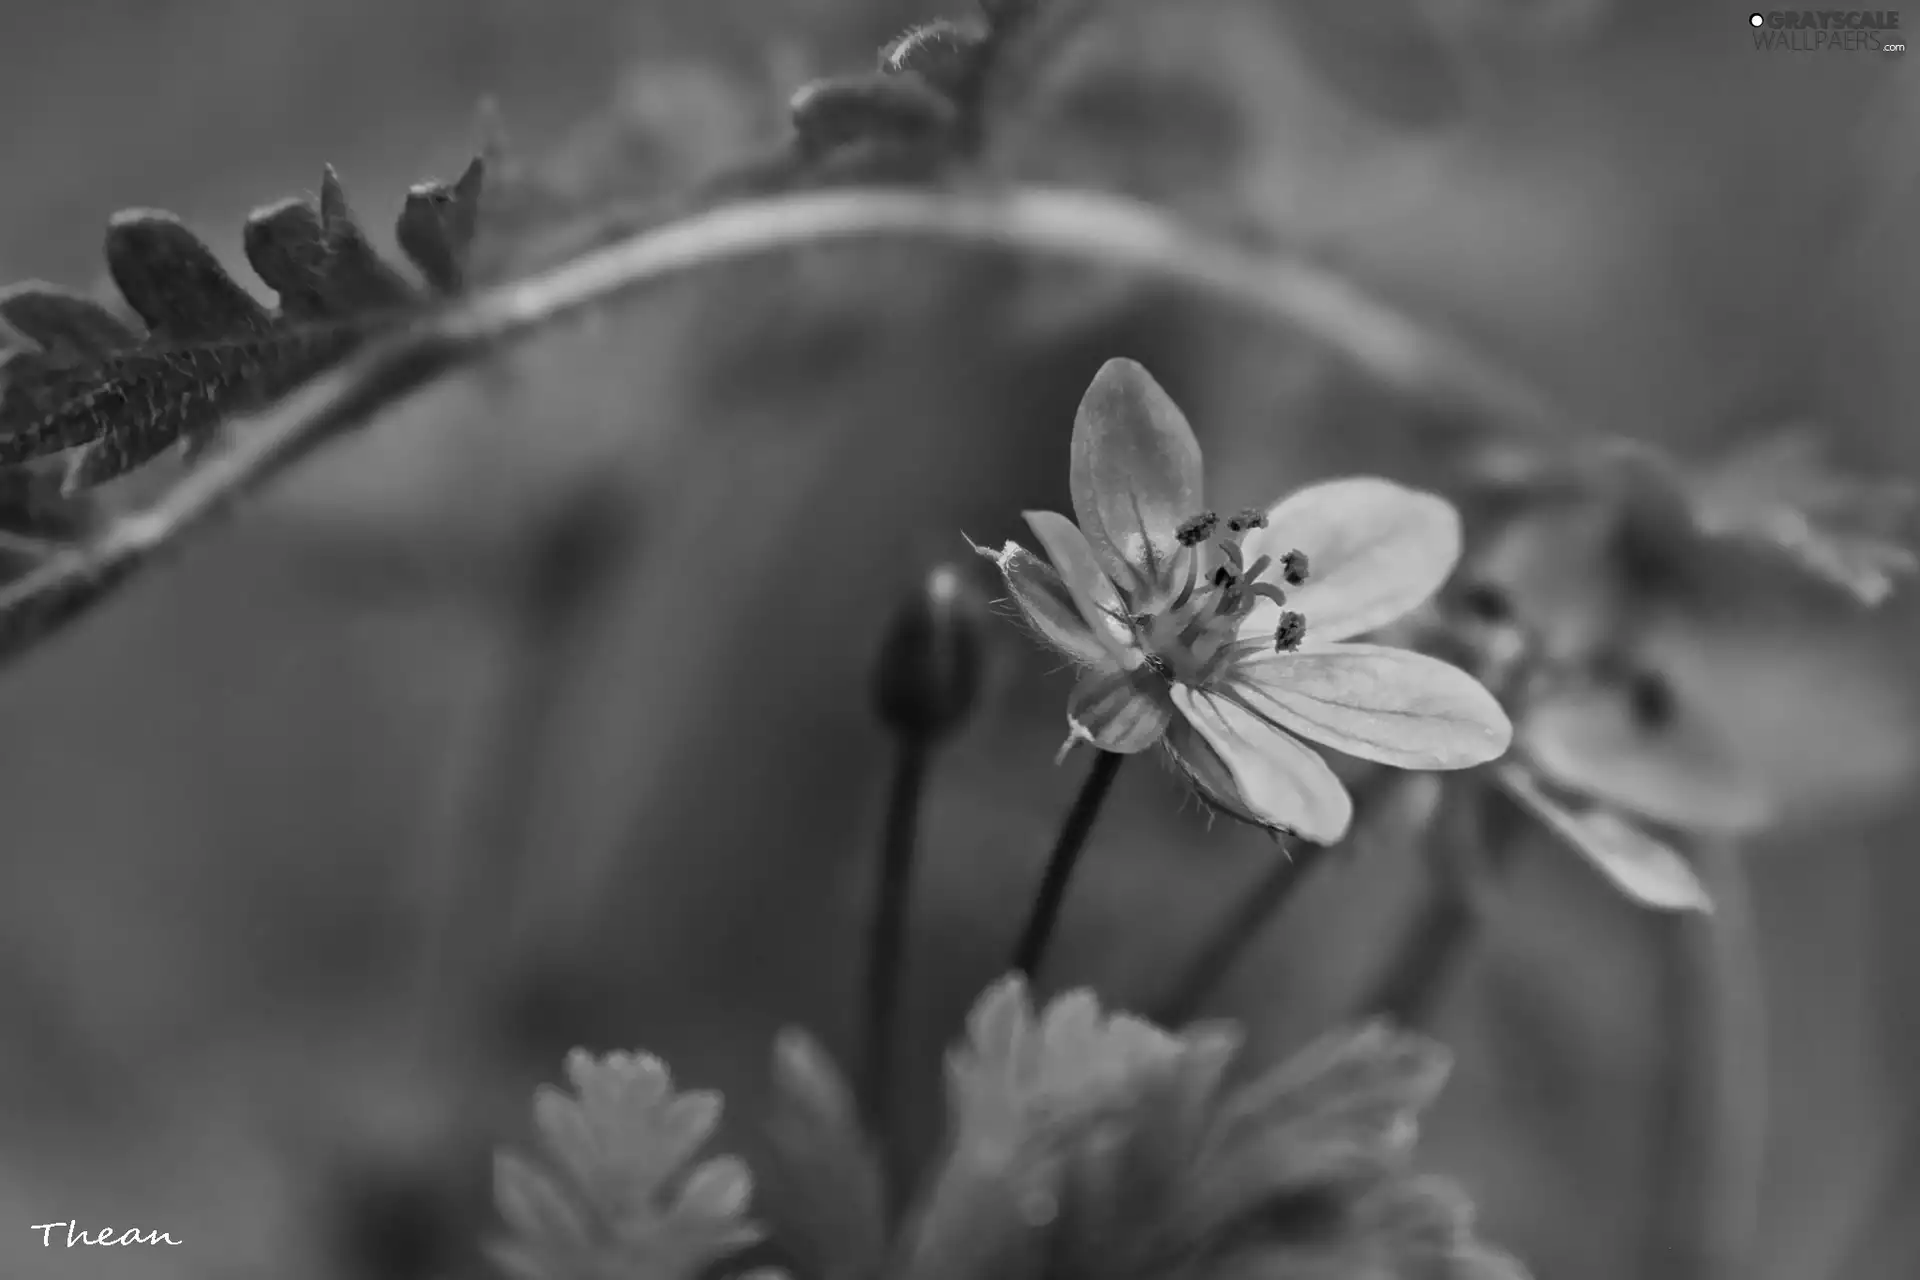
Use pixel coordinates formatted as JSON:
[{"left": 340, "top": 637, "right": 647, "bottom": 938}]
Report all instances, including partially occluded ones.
[
  {"left": 893, "top": 976, "right": 1189, "bottom": 1280},
  {"left": 487, "top": 1048, "right": 768, "bottom": 1280},
  {"left": 1681, "top": 427, "right": 1916, "bottom": 607},
  {"left": 758, "top": 1028, "right": 888, "bottom": 1280},
  {"left": 0, "top": 158, "right": 486, "bottom": 496},
  {"left": 1495, "top": 762, "right": 1713, "bottom": 913},
  {"left": 898, "top": 980, "right": 1528, "bottom": 1280},
  {"left": 1177, "top": 1022, "right": 1451, "bottom": 1234}
]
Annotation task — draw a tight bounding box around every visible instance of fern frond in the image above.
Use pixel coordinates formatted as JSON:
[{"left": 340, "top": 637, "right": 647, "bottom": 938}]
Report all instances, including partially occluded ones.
[{"left": 0, "top": 160, "right": 482, "bottom": 496}]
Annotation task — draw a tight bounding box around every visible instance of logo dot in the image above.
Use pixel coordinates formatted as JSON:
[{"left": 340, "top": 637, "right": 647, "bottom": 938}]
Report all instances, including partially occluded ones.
[{"left": 1749, "top": 11, "right": 1765, "bottom": 25}]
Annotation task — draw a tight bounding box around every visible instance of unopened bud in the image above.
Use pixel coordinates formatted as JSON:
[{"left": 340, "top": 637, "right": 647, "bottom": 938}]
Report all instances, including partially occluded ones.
[{"left": 873, "top": 563, "right": 989, "bottom": 740}]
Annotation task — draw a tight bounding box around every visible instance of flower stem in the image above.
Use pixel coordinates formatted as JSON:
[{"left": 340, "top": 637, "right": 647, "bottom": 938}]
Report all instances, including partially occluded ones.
[
  {"left": 1641, "top": 841, "right": 1769, "bottom": 1280},
  {"left": 1357, "top": 872, "right": 1477, "bottom": 1029},
  {"left": 1152, "top": 838, "right": 1331, "bottom": 1026},
  {"left": 860, "top": 735, "right": 930, "bottom": 1146},
  {"left": 1352, "top": 784, "right": 1492, "bottom": 1028},
  {"left": 409, "top": 487, "right": 632, "bottom": 1064},
  {"left": 1010, "top": 749, "right": 1125, "bottom": 980}
]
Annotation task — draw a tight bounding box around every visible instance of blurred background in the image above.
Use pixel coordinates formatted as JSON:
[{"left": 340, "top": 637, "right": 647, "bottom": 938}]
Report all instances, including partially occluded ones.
[{"left": 0, "top": 1, "right": 1915, "bottom": 1278}]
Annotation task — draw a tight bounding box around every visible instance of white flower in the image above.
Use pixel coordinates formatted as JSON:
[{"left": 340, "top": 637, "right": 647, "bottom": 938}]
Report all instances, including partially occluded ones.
[{"left": 975, "top": 358, "right": 1512, "bottom": 844}]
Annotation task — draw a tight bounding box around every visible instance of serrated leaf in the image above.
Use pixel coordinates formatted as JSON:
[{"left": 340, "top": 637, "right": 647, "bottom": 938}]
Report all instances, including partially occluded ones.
[
  {"left": 1684, "top": 427, "right": 1917, "bottom": 606},
  {"left": 1496, "top": 763, "right": 1712, "bottom": 913},
  {"left": 491, "top": 1047, "right": 766, "bottom": 1280},
  {"left": 759, "top": 1028, "right": 888, "bottom": 1280}
]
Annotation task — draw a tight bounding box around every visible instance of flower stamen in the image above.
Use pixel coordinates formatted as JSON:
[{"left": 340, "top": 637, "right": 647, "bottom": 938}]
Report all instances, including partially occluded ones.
[
  {"left": 1175, "top": 512, "right": 1219, "bottom": 546},
  {"left": 1274, "top": 610, "right": 1307, "bottom": 652},
  {"left": 1225, "top": 508, "right": 1269, "bottom": 534},
  {"left": 1166, "top": 550, "right": 1201, "bottom": 612},
  {"left": 1281, "top": 549, "right": 1309, "bottom": 586}
]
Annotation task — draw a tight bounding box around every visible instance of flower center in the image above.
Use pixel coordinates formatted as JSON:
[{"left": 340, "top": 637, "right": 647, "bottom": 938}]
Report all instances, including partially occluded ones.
[{"left": 1122, "top": 509, "right": 1310, "bottom": 686}]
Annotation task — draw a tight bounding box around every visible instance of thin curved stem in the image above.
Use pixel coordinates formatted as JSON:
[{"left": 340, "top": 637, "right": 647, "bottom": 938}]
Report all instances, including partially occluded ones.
[
  {"left": 0, "top": 185, "right": 1576, "bottom": 669},
  {"left": 1351, "top": 781, "right": 1491, "bottom": 1029},
  {"left": 1357, "top": 872, "right": 1476, "bottom": 1029},
  {"left": 1152, "top": 838, "right": 1331, "bottom": 1027},
  {"left": 1641, "top": 842, "right": 1769, "bottom": 1280},
  {"left": 1010, "top": 749, "right": 1125, "bottom": 981}
]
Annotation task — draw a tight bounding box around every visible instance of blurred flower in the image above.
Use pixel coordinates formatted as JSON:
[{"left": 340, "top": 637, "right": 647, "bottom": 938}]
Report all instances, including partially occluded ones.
[
  {"left": 1400, "top": 502, "right": 1782, "bottom": 912},
  {"left": 974, "top": 358, "right": 1511, "bottom": 844}
]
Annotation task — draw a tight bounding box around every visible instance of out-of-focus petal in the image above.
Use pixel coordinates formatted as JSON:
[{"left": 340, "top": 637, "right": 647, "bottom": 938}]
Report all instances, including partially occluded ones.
[
  {"left": 974, "top": 538, "right": 1113, "bottom": 667},
  {"left": 1225, "top": 643, "right": 1512, "bottom": 769},
  {"left": 1021, "top": 510, "right": 1140, "bottom": 659},
  {"left": 1239, "top": 478, "right": 1461, "bottom": 644},
  {"left": 1170, "top": 686, "right": 1353, "bottom": 843},
  {"left": 1069, "top": 358, "right": 1205, "bottom": 596},
  {"left": 1496, "top": 765, "right": 1713, "bottom": 912},
  {"left": 1066, "top": 667, "right": 1173, "bottom": 753},
  {"left": 1521, "top": 681, "right": 1770, "bottom": 834}
]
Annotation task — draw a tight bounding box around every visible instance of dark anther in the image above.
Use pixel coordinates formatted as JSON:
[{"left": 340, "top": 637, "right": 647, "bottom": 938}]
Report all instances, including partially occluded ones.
[
  {"left": 1274, "top": 611, "right": 1307, "bottom": 652},
  {"left": 1176, "top": 511, "right": 1220, "bottom": 546},
  {"left": 873, "top": 562, "right": 989, "bottom": 740},
  {"left": 1457, "top": 579, "right": 1511, "bottom": 624},
  {"left": 1212, "top": 565, "right": 1236, "bottom": 588},
  {"left": 1226, "top": 507, "right": 1270, "bottom": 534},
  {"left": 1281, "top": 549, "right": 1309, "bottom": 586}
]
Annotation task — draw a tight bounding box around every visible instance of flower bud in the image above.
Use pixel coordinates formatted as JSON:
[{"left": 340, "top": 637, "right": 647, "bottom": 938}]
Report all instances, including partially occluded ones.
[{"left": 872, "top": 562, "right": 989, "bottom": 740}]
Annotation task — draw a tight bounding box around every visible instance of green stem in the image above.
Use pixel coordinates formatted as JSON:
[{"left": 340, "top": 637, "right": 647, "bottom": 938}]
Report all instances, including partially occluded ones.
[{"left": 1010, "top": 750, "right": 1125, "bottom": 981}]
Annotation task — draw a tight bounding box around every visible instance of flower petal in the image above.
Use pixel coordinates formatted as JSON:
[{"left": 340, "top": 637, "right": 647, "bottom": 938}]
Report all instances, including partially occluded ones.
[
  {"left": 1170, "top": 685, "right": 1353, "bottom": 844},
  {"left": 1521, "top": 681, "right": 1770, "bottom": 834},
  {"left": 1069, "top": 358, "right": 1205, "bottom": 595},
  {"left": 1224, "top": 643, "right": 1512, "bottom": 770},
  {"left": 1021, "top": 510, "right": 1139, "bottom": 659},
  {"left": 1067, "top": 668, "right": 1173, "bottom": 753},
  {"left": 1496, "top": 765, "right": 1713, "bottom": 912},
  {"left": 1239, "top": 478, "right": 1462, "bottom": 644},
  {"left": 973, "top": 538, "right": 1112, "bottom": 667}
]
